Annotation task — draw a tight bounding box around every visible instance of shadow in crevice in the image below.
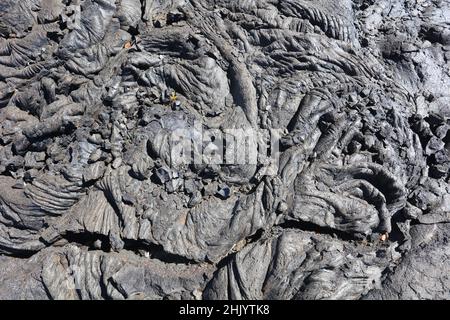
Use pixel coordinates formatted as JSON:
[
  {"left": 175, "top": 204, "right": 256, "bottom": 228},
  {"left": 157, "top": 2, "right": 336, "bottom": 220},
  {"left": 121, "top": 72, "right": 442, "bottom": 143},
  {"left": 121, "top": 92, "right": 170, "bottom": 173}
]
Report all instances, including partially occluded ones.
[{"left": 277, "top": 218, "right": 360, "bottom": 241}]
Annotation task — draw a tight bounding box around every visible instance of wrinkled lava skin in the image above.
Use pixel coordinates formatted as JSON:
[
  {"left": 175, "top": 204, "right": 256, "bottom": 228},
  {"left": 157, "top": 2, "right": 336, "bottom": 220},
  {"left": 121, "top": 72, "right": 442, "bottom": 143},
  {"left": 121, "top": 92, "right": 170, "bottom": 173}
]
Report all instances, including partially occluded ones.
[{"left": 0, "top": 0, "right": 449, "bottom": 300}]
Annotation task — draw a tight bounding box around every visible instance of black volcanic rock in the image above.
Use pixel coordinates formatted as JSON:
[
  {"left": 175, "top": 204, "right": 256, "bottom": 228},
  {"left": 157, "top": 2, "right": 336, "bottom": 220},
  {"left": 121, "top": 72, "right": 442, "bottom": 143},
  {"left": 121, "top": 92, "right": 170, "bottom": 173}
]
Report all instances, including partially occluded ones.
[{"left": 0, "top": 0, "right": 448, "bottom": 300}]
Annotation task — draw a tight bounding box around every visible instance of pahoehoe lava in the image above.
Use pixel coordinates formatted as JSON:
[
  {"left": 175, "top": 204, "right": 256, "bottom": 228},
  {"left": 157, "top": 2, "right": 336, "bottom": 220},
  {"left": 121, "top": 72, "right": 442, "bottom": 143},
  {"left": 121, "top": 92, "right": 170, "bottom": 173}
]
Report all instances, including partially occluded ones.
[{"left": 0, "top": 0, "right": 449, "bottom": 300}]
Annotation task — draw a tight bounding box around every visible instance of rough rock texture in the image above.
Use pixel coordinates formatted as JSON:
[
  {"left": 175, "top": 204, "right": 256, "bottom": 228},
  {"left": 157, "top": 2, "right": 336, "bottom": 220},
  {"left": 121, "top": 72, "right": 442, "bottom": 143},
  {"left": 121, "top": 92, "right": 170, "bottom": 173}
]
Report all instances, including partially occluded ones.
[{"left": 0, "top": 0, "right": 449, "bottom": 300}]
